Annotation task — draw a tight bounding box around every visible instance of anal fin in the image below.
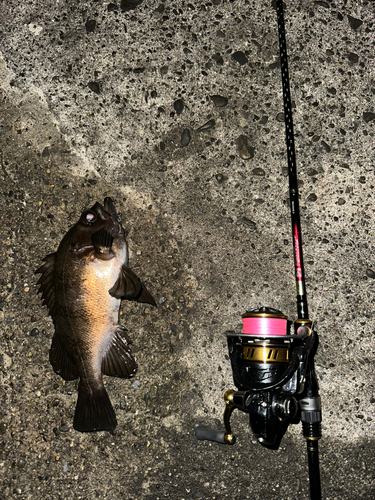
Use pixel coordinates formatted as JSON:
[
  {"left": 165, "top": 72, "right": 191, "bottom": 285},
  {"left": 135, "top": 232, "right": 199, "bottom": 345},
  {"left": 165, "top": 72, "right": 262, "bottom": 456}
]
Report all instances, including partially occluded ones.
[{"left": 101, "top": 327, "right": 137, "bottom": 379}]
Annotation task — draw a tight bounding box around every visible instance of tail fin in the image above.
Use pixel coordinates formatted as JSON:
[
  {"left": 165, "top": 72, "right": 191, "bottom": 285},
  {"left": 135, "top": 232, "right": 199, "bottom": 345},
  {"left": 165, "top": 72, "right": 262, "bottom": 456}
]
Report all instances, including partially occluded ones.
[{"left": 73, "top": 384, "right": 117, "bottom": 432}]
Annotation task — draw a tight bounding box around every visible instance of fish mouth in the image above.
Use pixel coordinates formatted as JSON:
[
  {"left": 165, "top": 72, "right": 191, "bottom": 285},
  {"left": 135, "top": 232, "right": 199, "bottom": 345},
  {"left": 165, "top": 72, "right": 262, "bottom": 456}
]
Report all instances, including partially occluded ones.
[
  {"left": 101, "top": 197, "right": 124, "bottom": 241},
  {"left": 89, "top": 198, "right": 119, "bottom": 223},
  {"left": 103, "top": 197, "right": 118, "bottom": 219}
]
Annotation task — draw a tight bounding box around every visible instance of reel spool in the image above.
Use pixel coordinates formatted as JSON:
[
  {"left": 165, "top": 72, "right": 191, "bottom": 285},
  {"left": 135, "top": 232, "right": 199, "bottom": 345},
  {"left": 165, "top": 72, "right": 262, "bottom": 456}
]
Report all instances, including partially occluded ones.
[{"left": 229, "top": 308, "right": 292, "bottom": 392}]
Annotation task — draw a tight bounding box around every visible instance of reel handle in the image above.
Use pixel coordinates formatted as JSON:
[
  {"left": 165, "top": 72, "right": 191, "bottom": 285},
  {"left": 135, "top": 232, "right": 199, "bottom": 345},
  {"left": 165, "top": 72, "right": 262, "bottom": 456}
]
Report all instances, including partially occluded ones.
[
  {"left": 195, "top": 390, "right": 248, "bottom": 445},
  {"left": 194, "top": 426, "right": 227, "bottom": 444}
]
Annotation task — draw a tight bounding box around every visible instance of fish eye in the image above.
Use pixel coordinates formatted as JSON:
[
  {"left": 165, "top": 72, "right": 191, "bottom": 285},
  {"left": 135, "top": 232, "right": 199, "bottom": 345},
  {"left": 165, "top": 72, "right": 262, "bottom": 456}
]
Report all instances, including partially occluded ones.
[{"left": 82, "top": 212, "right": 96, "bottom": 224}]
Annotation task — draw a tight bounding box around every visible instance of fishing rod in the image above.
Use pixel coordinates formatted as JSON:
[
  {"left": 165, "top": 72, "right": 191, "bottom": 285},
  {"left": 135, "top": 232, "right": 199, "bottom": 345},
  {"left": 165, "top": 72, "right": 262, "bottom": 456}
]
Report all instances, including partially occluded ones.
[{"left": 195, "top": 1, "right": 322, "bottom": 499}]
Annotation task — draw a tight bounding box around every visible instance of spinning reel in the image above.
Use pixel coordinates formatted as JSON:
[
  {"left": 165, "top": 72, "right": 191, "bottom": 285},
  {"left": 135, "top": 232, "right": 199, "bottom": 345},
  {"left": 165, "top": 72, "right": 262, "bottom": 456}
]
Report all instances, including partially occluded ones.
[
  {"left": 196, "top": 307, "right": 321, "bottom": 499},
  {"left": 195, "top": 2, "right": 322, "bottom": 499},
  {"left": 224, "top": 308, "right": 320, "bottom": 449}
]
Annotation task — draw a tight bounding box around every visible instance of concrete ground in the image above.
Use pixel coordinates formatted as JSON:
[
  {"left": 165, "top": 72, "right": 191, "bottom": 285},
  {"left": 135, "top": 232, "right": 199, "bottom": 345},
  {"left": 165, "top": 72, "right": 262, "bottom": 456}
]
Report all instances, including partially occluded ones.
[{"left": 0, "top": 0, "right": 374, "bottom": 498}]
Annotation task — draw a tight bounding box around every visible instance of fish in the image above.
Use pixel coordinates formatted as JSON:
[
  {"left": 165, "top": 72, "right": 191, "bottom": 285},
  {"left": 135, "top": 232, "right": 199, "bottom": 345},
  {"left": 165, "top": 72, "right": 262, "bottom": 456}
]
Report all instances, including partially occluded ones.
[{"left": 36, "top": 197, "right": 156, "bottom": 432}]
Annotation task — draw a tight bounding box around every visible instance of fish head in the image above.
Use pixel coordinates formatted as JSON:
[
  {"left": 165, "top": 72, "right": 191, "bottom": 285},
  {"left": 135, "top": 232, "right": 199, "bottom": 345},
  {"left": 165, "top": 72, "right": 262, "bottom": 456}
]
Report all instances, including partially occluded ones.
[{"left": 66, "top": 197, "right": 127, "bottom": 262}]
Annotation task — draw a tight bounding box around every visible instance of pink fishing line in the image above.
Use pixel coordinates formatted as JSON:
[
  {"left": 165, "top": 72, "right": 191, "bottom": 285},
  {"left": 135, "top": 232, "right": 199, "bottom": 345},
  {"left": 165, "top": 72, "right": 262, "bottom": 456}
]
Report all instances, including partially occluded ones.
[{"left": 242, "top": 317, "right": 287, "bottom": 336}]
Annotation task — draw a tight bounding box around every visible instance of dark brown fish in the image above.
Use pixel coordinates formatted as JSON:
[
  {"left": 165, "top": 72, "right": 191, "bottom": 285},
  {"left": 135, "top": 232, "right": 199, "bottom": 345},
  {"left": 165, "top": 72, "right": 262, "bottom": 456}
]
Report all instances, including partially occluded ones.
[{"left": 36, "top": 197, "right": 156, "bottom": 432}]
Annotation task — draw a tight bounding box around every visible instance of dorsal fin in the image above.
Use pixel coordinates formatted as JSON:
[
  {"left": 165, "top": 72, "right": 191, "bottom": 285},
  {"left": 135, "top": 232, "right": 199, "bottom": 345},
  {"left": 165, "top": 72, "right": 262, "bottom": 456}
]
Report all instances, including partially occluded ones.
[{"left": 35, "top": 253, "right": 56, "bottom": 315}]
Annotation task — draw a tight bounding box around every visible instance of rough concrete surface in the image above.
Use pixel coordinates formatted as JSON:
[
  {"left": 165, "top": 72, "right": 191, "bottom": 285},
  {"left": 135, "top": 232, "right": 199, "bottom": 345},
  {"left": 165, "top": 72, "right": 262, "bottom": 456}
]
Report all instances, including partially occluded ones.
[{"left": 0, "top": 0, "right": 374, "bottom": 498}]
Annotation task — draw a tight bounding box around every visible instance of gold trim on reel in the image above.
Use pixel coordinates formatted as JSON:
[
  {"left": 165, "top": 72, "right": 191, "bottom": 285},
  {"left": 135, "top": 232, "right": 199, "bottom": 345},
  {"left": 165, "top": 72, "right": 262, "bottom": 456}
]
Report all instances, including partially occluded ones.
[
  {"left": 243, "top": 345, "right": 289, "bottom": 363},
  {"left": 242, "top": 311, "right": 288, "bottom": 320}
]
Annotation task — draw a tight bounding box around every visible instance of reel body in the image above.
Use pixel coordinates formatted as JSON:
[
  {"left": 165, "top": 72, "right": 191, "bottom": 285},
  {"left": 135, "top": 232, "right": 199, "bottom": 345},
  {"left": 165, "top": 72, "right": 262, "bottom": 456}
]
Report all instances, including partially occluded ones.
[{"left": 221, "top": 307, "right": 320, "bottom": 449}]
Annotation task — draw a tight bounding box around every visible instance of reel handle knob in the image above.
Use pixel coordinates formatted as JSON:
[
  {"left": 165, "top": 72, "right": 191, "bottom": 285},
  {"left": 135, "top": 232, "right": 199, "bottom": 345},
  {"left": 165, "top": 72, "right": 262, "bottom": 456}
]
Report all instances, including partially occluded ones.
[
  {"left": 194, "top": 425, "right": 235, "bottom": 444},
  {"left": 194, "top": 426, "right": 226, "bottom": 444}
]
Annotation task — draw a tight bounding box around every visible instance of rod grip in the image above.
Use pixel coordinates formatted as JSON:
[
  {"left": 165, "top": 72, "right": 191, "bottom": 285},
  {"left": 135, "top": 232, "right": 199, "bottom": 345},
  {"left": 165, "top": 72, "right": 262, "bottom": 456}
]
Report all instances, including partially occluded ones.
[{"left": 194, "top": 425, "right": 226, "bottom": 444}]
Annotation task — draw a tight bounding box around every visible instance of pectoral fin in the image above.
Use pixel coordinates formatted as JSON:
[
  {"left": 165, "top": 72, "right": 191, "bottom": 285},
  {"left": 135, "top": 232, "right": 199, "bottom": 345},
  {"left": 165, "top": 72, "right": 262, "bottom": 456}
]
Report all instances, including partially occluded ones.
[{"left": 109, "top": 266, "right": 156, "bottom": 306}]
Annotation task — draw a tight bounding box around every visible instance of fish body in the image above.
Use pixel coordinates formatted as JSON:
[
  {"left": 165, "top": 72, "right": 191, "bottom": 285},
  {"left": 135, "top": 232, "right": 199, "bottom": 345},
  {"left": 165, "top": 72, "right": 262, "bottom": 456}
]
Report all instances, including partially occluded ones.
[{"left": 36, "top": 197, "right": 156, "bottom": 432}]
